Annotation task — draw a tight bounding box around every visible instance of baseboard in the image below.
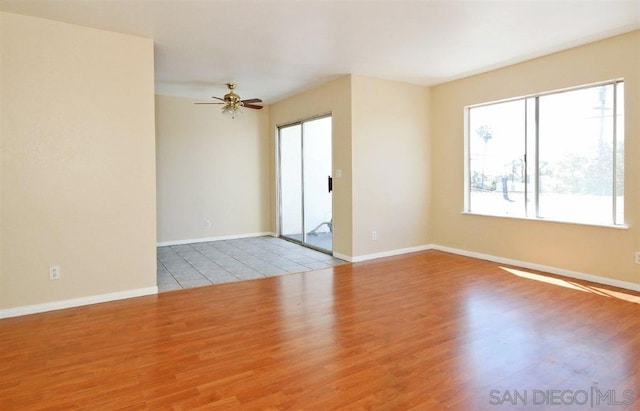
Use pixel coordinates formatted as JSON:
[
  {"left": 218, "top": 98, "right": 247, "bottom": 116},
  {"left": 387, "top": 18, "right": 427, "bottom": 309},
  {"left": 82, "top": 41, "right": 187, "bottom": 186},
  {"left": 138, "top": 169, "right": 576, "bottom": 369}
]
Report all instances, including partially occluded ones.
[
  {"left": 0, "top": 286, "right": 158, "bottom": 319},
  {"left": 157, "top": 232, "right": 276, "bottom": 247},
  {"left": 431, "top": 244, "right": 640, "bottom": 293},
  {"left": 336, "top": 244, "right": 433, "bottom": 263},
  {"left": 7, "top": 243, "right": 634, "bottom": 318},
  {"left": 332, "top": 252, "right": 352, "bottom": 262}
]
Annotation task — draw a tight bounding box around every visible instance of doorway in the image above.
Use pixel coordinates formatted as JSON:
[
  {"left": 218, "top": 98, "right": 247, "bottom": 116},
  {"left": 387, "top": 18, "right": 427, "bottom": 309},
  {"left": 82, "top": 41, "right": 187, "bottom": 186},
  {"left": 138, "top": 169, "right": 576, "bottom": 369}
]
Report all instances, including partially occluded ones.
[{"left": 278, "top": 115, "right": 333, "bottom": 253}]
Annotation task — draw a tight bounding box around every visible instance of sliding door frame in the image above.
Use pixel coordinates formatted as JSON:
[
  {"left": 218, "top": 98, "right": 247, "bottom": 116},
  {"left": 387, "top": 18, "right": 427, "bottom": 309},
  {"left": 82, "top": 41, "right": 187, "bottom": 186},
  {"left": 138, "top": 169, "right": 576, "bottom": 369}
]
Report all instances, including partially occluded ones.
[{"left": 276, "top": 113, "right": 333, "bottom": 254}]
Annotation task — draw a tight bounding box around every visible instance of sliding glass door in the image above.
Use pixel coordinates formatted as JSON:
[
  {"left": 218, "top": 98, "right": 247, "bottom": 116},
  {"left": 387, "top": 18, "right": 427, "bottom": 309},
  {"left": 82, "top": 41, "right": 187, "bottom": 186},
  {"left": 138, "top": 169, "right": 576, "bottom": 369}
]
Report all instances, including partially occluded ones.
[
  {"left": 279, "top": 116, "right": 332, "bottom": 253},
  {"left": 279, "top": 124, "right": 304, "bottom": 241}
]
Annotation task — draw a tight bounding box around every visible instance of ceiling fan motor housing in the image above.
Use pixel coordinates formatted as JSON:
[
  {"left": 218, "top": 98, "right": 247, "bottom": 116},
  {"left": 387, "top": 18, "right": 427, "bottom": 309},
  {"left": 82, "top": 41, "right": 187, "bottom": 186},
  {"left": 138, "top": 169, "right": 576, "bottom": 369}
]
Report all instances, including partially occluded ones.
[
  {"left": 224, "top": 83, "right": 243, "bottom": 107},
  {"left": 224, "top": 92, "right": 242, "bottom": 106}
]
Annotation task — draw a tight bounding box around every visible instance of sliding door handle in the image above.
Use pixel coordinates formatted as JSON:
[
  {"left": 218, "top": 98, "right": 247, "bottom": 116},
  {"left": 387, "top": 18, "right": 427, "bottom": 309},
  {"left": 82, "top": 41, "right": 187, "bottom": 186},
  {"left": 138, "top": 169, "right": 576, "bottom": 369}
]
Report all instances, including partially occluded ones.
[{"left": 328, "top": 175, "right": 333, "bottom": 193}]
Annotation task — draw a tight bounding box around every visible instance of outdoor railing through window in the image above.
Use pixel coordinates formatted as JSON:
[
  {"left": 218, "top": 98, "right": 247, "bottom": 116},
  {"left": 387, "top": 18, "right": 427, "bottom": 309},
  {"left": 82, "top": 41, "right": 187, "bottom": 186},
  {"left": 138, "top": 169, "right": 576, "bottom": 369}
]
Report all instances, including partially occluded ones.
[{"left": 466, "top": 80, "right": 625, "bottom": 226}]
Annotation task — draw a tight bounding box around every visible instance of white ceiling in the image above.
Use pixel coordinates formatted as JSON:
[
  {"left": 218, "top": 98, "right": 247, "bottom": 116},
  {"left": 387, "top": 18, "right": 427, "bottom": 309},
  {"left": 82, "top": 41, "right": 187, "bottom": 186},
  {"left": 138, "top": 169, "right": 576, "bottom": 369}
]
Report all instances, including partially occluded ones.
[{"left": 1, "top": 0, "right": 638, "bottom": 103}]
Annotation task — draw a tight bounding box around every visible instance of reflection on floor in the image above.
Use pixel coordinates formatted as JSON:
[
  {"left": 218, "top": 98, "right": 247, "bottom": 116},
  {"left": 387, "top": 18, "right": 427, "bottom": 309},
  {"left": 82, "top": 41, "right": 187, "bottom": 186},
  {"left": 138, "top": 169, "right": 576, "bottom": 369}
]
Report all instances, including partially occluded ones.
[
  {"left": 157, "top": 236, "right": 345, "bottom": 292},
  {"left": 285, "top": 232, "right": 332, "bottom": 252}
]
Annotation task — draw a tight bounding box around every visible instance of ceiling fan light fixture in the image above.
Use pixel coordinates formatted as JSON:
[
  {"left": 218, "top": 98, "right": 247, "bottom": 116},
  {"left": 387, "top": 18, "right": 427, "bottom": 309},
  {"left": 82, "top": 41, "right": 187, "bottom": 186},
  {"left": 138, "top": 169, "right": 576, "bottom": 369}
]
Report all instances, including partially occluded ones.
[
  {"left": 194, "top": 83, "right": 263, "bottom": 119},
  {"left": 221, "top": 103, "right": 243, "bottom": 119},
  {"left": 221, "top": 83, "right": 244, "bottom": 119}
]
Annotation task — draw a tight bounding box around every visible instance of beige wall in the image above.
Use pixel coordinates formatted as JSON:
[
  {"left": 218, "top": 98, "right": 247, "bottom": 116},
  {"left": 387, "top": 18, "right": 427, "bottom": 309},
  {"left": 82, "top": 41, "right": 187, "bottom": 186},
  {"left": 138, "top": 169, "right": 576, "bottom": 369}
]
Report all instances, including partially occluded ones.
[
  {"left": 269, "top": 76, "right": 353, "bottom": 257},
  {"left": 155, "top": 95, "right": 271, "bottom": 243},
  {"left": 431, "top": 31, "right": 640, "bottom": 284},
  {"left": 2, "top": 10, "right": 635, "bottom": 313},
  {"left": 269, "top": 75, "right": 431, "bottom": 259},
  {"left": 351, "top": 75, "right": 431, "bottom": 256},
  {"left": 0, "top": 12, "right": 157, "bottom": 309}
]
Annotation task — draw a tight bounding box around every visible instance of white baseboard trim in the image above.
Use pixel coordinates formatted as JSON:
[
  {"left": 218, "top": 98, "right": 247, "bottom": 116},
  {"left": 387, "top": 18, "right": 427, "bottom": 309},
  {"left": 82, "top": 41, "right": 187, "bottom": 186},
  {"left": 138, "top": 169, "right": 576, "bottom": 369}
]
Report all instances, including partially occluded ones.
[
  {"left": 157, "top": 232, "right": 276, "bottom": 247},
  {"left": 431, "top": 244, "right": 640, "bottom": 293},
  {"left": 7, "top": 244, "right": 635, "bottom": 319},
  {"left": 332, "top": 252, "right": 352, "bottom": 262},
  {"left": 0, "top": 286, "right": 158, "bottom": 319},
  {"left": 336, "top": 244, "right": 433, "bottom": 263}
]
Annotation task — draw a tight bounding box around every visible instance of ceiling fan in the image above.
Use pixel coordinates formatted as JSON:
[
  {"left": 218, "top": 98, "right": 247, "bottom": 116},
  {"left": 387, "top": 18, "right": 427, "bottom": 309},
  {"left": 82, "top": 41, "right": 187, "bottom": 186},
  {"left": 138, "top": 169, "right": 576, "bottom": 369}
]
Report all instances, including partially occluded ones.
[{"left": 195, "top": 83, "right": 263, "bottom": 118}]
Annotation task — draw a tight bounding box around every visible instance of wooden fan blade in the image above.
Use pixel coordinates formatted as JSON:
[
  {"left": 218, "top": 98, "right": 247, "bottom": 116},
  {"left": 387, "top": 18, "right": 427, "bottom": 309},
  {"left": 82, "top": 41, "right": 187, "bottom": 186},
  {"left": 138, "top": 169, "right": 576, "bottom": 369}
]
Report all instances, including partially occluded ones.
[
  {"left": 213, "top": 96, "right": 225, "bottom": 101},
  {"left": 244, "top": 104, "right": 263, "bottom": 110},
  {"left": 194, "top": 102, "right": 224, "bottom": 105},
  {"left": 241, "top": 98, "right": 262, "bottom": 104}
]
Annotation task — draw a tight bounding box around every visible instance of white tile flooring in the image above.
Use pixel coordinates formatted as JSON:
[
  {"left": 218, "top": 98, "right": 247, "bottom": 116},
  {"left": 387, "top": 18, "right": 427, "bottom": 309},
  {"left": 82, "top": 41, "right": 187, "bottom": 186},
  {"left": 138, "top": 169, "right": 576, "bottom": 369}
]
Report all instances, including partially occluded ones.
[{"left": 157, "top": 236, "right": 347, "bottom": 292}]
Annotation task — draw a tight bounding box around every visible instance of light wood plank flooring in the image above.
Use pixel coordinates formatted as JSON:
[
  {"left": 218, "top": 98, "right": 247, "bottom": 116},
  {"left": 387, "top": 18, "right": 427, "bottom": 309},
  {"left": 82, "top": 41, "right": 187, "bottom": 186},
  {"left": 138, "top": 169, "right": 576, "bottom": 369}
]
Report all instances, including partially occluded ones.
[{"left": 1, "top": 250, "right": 639, "bottom": 409}]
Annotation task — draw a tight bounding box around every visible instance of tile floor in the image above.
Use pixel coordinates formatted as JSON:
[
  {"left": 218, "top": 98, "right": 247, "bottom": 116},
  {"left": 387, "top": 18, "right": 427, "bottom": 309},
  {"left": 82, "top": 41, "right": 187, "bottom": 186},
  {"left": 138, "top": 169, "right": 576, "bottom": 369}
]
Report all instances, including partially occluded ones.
[
  {"left": 286, "top": 232, "right": 332, "bottom": 253},
  {"left": 157, "top": 236, "right": 346, "bottom": 292}
]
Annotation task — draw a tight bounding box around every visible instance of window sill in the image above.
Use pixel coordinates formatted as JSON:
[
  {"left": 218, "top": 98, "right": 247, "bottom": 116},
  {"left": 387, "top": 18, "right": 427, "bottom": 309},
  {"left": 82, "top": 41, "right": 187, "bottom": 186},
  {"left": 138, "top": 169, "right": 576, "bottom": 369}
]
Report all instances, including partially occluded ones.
[{"left": 461, "top": 211, "right": 629, "bottom": 230}]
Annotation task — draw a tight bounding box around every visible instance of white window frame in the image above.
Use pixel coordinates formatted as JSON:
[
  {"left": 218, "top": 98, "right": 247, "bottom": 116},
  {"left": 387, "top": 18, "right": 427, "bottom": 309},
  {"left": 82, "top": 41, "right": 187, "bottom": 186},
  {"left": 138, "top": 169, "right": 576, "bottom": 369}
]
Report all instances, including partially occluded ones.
[{"left": 464, "top": 79, "right": 625, "bottom": 228}]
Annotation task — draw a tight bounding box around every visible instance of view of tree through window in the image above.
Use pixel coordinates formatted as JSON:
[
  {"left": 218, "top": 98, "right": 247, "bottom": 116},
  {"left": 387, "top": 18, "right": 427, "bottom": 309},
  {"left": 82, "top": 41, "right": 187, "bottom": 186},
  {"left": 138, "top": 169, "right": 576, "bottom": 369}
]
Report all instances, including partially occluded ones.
[{"left": 467, "top": 80, "right": 624, "bottom": 226}]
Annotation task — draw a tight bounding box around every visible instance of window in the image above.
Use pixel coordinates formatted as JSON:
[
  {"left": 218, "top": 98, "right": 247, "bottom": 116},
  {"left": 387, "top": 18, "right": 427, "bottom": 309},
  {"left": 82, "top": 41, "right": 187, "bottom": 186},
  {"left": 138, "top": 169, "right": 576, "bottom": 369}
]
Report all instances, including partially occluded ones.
[{"left": 466, "top": 80, "right": 624, "bottom": 226}]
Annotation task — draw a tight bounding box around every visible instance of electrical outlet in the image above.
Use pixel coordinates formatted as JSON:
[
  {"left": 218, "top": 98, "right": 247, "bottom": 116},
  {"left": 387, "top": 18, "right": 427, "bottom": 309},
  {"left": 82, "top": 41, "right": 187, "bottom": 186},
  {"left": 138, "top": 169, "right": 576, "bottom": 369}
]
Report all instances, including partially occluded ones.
[
  {"left": 635, "top": 252, "right": 640, "bottom": 265},
  {"left": 205, "top": 219, "right": 212, "bottom": 230},
  {"left": 49, "top": 265, "right": 61, "bottom": 280},
  {"left": 372, "top": 231, "right": 377, "bottom": 241}
]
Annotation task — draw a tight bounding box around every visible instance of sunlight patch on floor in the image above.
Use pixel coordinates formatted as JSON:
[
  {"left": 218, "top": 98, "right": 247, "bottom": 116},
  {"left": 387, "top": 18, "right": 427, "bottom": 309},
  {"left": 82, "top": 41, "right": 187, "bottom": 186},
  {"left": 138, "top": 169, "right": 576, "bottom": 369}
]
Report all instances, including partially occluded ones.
[{"left": 499, "top": 266, "right": 640, "bottom": 304}]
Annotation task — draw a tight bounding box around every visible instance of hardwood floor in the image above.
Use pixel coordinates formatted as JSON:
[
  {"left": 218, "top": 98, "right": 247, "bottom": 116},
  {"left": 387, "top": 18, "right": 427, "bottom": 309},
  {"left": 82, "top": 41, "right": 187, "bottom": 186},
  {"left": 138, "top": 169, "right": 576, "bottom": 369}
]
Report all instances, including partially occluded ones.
[{"left": 1, "top": 250, "right": 639, "bottom": 410}]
